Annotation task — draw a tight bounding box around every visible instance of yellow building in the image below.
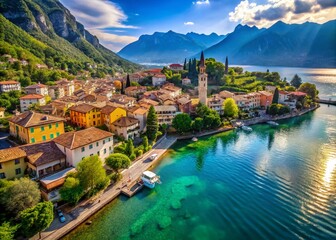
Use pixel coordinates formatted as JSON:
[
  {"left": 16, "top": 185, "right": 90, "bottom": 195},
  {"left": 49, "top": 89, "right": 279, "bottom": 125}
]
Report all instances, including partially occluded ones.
[
  {"left": 9, "top": 111, "right": 65, "bottom": 144},
  {"left": 69, "top": 103, "right": 102, "bottom": 128},
  {"left": 101, "top": 105, "right": 127, "bottom": 131},
  {"left": 0, "top": 147, "right": 27, "bottom": 179}
]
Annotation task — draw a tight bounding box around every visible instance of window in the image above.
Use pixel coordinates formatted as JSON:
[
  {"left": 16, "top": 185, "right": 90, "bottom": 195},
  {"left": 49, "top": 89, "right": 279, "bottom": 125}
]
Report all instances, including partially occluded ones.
[
  {"left": 109, "top": 146, "right": 112, "bottom": 151},
  {"left": 108, "top": 138, "right": 111, "bottom": 142},
  {"left": 42, "top": 136, "right": 46, "bottom": 141},
  {"left": 15, "top": 168, "right": 21, "bottom": 175},
  {"left": 49, "top": 124, "right": 52, "bottom": 129},
  {"left": 30, "top": 128, "right": 34, "bottom": 133},
  {"left": 0, "top": 173, "right": 5, "bottom": 179},
  {"left": 56, "top": 132, "right": 60, "bottom": 137},
  {"left": 89, "top": 144, "right": 93, "bottom": 149},
  {"left": 50, "top": 133, "right": 54, "bottom": 139},
  {"left": 41, "top": 126, "right": 45, "bottom": 131},
  {"left": 31, "top": 138, "right": 35, "bottom": 143},
  {"left": 0, "top": 163, "right": 2, "bottom": 169},
  {"left": 90, "top": 154, "right": 93, "bottom": 156},
  {"left": 81, "top": 147, "right": 85, "bottom": 152},
  {"left": 96, "top": 142, "right": 99, "bottom": 147},
  {"left": 56, "top": 123, "right": 59, "bottom": 128},
  {"left": 103, "top": 140, "right": 105, "bottom": 144},
  {"left": 97, "top": 151, "right": 100, "bottom": 156},
  {"left": 93, "top": 121, "right": 96, "bottom": 125},
  {"left": 104, "top": 149, "right": 106, "bottom": 154}
]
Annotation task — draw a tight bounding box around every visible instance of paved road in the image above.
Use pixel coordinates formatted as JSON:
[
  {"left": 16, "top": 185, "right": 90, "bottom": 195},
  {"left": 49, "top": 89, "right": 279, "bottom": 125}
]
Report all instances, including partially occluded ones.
[{"left": 40, "top": 136, "right": 177, "bottom": 240}]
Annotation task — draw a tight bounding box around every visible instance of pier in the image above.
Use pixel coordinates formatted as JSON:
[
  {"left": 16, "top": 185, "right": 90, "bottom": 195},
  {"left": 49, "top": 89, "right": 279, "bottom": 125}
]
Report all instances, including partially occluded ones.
[
  {"left": 316, "top": 99, "right": 336, "bottom": 106},
  {"left": 121, "top": 182, "right": 144, "bottom": 197}
]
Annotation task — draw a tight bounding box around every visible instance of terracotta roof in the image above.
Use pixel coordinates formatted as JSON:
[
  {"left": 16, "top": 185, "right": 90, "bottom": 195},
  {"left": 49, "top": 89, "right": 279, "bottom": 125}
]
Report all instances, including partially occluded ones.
[
  {"left": 138, "top": 98, "right": 159, "bottom": 106},
  {"left": 101, "top": 105, "right": 118, "bottom": 115},
  {"left": 9, "top": 111, "right": 65, "bottom": 127},
  {"left": 20, "top": 94, "right": 44, "bottom": 100},
  {"left": 259, "top": 91, "right": 273, "bottom": 97},
  {"left": 0, "top": 80, "right": 20, "bottom": 85},
  {"left": 112, "top": 117, "right": 139, "bottom": 127},
  {"left": 20, "top": 141, "right": 65, "bottom": 166},
  {"left": 25, "top": 83, "right": 47, "bottom": 89},
  {"left": 0, "top": 147, "right": 26, "bottom": 162},
  {"left": 177, "top": 97, "right": 191, "bottom": 105},
  {"left": 289, "top": 91, "right": 307, "bottom": 96},
  {"left": 53, "top": 127, "right": 113, "bottom": 150},
  {"left": 153, "top": 74, "right": 166, "bottom": 78},
  {"left": 69, "top": 103, "right": 96, "bottom": 113},
  {"left": 169, "top": 64, "right": 183, "bottom": 67},
  {"left": 125, "top": 86, "right": 146, "bottom": 92}
]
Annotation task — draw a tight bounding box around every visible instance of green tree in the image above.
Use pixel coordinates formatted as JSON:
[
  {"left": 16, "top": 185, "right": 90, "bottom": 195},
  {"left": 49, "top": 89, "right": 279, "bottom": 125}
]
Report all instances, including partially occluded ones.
[
  {"left": 298, "top": 82, "right": 318, "bottom": 100},
  {"left": 192, "top": 117, "right": 203, "bottom": 132},
  {"left": 290, "top": 74, "right": 302, "bottom": 88},
  {"left": 20, "top": 201, "right": 54, "bottom": 238},
  {"left": 272, "top": 88, "right": 279, "bottom": 104},
  {"left": 146, "top": 106, "right": 159, "bottom": 141},
  {"left": 225, "top": 56, "right": 228, "bottom": 74},
  {"left": 142, "top": 136, "right": 149, "bottom": 152},
  {"left": 172, "top": 113, "right": 192, "bottom": 134},
  {"left": 77, "top": 155, "right": 110, "bottom": 196},
  {"left": 125, "top": 139, "right": 135, "bottom": 158},
  {"left": 59, "top": 177, "right": 84, "bottom": 205},
  {"left": 183, "top": 58, "right": 187, "bottom": 70},
  {"left": 223, "top": 98, "right": 239, "bottom": 118},
  {"left": 106, "top": 153, "right": 131, "bottom": 172},
  {"left": 5, "top": 178, "right": 40, "bottom": 217},
  {"left": 0, "top": 222, "right": 18, "bottom": 240},
  {"left": 126, "top": 74, "right": 131, "bottom": 88},
  {"left": 0, "top": 99, "right": 11, "bottom": 109},
  {"left": 196, "top": 103, "right": 211, "bottom": 118},
  {"left": 205, "top": 58, "right": 225, "bottom": 85}
]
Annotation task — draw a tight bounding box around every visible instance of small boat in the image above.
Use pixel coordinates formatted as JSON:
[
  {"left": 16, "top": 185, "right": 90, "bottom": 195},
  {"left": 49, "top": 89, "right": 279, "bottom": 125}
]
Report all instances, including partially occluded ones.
[
  {"left": 242, "top": 126, "right": 252, "bottom": 132},
  {"left": 141, "top": 171, "right": 161, "bottom": 189},
  {"left": 267, "top": 121, "right": 279, "bottom": 126},
  {"left": 192, "top": 137, "right": 198, "bottom": 142}
]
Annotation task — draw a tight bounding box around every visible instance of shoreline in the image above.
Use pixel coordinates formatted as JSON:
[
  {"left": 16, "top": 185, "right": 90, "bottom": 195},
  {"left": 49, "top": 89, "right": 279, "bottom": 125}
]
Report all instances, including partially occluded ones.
[{"left": 40, "top": 105, "right": 319, "bottom": 240}]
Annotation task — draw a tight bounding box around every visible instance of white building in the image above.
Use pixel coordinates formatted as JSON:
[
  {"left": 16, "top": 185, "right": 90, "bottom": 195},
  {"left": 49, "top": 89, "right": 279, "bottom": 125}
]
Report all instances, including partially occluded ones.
[
  {"left": 111, "top": 116, "right": 140, "bottom": 140},
  {"left": 154, "top": 105, "right": 178, "bottom": 125},
  {"left": 152, "top": 74, "right": 167, "bottom": 86},
  {"left": 20, "top": 94, "right": 46, "bottom": 112},
  {"left": 182, "top": 78, "right": 191, "bottom": 85},
  {"left": 56, "top": 79, "right": 75, "bottom": 96},
  {"left": 207, "top": 95, "right": 224, "bottom": 115},
  {"left": 25, "top": 83, "right": 49, "bottom": 96},
  {"left": 53, "top": 127, "right": 114, "bottom": 167},
  {"left": 128, "top": 106, "right": 148, "bottom": 132},
  {"left": 48, "top": 86, "right": 65, "bottom": 100},
  {"left": 0, "top": 80, "right": 21, "bottom": 93}
]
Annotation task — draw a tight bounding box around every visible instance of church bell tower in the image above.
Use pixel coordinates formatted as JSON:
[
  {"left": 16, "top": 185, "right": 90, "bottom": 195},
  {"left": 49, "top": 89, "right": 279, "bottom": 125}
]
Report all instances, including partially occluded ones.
[{"left": 198, "top": 51, "right": 208, "bottom": 105}]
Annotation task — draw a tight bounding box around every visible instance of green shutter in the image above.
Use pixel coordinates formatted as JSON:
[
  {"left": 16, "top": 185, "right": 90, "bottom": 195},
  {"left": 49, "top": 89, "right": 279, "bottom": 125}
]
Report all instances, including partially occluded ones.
[{"left": 30, "top": 128, "right": 34, "bottom": 133}]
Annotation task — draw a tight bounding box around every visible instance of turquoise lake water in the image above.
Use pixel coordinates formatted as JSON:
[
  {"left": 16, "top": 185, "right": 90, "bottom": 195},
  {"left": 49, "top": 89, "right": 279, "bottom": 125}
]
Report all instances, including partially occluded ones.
[{"left": 65, "top": 104, "right": 336, "bottom": 240}]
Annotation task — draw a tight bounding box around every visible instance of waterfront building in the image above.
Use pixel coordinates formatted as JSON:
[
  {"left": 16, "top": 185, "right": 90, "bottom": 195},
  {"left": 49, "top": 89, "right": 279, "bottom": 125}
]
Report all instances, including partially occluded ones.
[
  {"left": 25, "top": 83, "right": 49, "bottom": 96},
  {"left": 100, "top": 105, "right": 127, "bottom": 131},
  {"left": 0, "top": 147, "right": 26, "bottom": 179},
  {"left": 0, "top": 80, "right": 21, "bottom": 93},
  {"left": 154, "top": 105, "right": 178, "bottom": 125},
  {"left": 198, "top": 51, "right": 208, "bottom": 105},
  {"left": 9, "top": 111, "right": 65, "bottom": 144},
  {"left": 259, "top": 91, "right": 274, "bottom": 108},
  {"left": 111, "top": 116, "right": 140, "bottom": 140},
  {"left": 208, "top": 95, "right": 225, "bottom": 115},
  {"left": 152, "top": 74, "right": 167, "bottom": 86},
  {"left": 69, "top": 103, "right": 102, "bottom": 128},
  {"left": 53, "top": 127, "right": 114, "bottom": 167},
  {"left": 20, "top": 94, "right": 46, "bottom": 112}
]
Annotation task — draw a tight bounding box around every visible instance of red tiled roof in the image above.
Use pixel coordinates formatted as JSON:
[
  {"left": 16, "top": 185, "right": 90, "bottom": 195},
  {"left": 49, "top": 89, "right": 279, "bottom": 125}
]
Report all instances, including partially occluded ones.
[
  {"left": 20, "top": 94, "right": 44, "bottom": 100},
  {"left": 25, "top": 83, "right": 47, "bottom": 89},
  {"left": 169, "top": 64, "right": 183, "bottom": 67},
  {"left": 290, "top": 91, "right": 307, "bottom": 96},
  {"left": 0, "top": 80, "right": 19, "bottom": 85}
]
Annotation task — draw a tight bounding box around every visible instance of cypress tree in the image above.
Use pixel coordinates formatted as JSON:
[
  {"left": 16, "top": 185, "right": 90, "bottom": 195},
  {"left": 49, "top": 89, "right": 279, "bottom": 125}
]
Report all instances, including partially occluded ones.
[
  {"left": 183, "top": 58, "right": 187, "bottom": 70},
  {"left": 121, "top": 81, "right": 125, "bottom": 94},
  {"left": 272, "top": 87, "right": 279, "bottom": 104},
  {"left": 126, "top": 74, "right": 131, "bottom": 88},
  {"left": 146, "top": 106, "right": 159, "bottom": 141},
  {"left": 225, "top": 56, "right": 228, "bottom": 74}
]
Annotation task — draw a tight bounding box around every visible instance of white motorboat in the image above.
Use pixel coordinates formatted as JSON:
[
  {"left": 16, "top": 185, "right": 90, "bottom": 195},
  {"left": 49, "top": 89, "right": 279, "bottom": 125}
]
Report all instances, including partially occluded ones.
[
  {"left": 242, "top": 126, "right": 253, "bottom": 132},
  {"left": 192, "top": 137, "right": 198, "bottom": 142},
  {"left": 267, "top": 121, "right": 279, "bottom": 126},
  {"left": 141, "top": 171, "right": 161, "bottom": 189}
]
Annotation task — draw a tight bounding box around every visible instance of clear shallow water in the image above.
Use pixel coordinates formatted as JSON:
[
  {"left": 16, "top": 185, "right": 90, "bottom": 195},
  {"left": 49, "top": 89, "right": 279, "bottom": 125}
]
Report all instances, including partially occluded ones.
[
  {"left": 238, "top": 65, "right": 336, "bottom": 101},
  {"left": 65, "top": 104, "right": 336, "bottom": 240}
]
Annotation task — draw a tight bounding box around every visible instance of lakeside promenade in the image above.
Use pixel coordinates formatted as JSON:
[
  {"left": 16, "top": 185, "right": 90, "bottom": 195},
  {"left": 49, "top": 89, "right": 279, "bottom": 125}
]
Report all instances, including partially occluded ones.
[{"left": 39, "top": 136, "right": 177, "bottom": 240}]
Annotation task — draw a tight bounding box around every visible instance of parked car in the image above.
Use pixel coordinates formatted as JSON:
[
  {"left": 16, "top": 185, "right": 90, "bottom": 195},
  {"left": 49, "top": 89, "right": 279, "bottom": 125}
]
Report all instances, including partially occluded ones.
[{"left": 56, "top": 209, "right": 66, "bottom": 223}]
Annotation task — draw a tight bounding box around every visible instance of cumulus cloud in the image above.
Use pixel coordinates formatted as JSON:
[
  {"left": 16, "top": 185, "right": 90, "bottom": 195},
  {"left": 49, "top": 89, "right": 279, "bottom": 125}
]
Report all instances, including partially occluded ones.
[
  {"left": 193, "top": 0, "right": 210, "bottom": 5},
  {"left": 60, "top": 0, "right": 136, "bottom": 29},
  {"left": 229, "top": 0, "right": 336, "bottom": 27},
  {"left": 184, "top": 21, "right": 195, "bottom": 25}
]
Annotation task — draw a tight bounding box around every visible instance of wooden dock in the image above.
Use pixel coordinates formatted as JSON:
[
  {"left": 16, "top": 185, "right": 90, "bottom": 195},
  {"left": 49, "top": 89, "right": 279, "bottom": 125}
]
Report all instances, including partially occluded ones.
[
  {"left": 316, "top": 99, "right": 336, "bottom": 106},
  {"left": 121, "top": 181, "right": 144, "bottom": 197}
]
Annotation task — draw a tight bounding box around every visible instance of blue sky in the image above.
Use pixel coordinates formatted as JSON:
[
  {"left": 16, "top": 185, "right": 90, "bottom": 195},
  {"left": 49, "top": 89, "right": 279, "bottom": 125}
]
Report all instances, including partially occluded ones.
[{"left": 60, "top": 0, "right": 336, "bottom": 51}]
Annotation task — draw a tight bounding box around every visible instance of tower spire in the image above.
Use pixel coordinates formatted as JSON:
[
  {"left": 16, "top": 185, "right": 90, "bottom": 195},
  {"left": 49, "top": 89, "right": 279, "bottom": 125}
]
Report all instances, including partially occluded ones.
[{"left": 200, "top": 51, "right": 205, "bottom": 67}]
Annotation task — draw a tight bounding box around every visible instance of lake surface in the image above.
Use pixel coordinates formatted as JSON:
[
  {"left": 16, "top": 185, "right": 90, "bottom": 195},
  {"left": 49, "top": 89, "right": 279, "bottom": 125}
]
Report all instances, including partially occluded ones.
[
  {"left": 238, "top": 65, "right": 336, "bottom": 101},
  {"left": 65, "top": 104, "right": 336, "bottom": 240}
]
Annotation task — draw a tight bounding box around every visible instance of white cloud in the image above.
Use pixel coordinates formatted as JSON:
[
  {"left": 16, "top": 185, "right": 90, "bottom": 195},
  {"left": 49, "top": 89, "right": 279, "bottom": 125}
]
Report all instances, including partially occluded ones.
[
  {"left": 229, "top": 0, "right": 336, "bottom": 27},
  {"left": 184, "top": 21, "right": 195, "bottom": 25},
  {"left": 193, "top": 0, "right": 210, "bottom": 5},
  {"left": 60, "top": 0, "right": 137, "bottom": 29}
]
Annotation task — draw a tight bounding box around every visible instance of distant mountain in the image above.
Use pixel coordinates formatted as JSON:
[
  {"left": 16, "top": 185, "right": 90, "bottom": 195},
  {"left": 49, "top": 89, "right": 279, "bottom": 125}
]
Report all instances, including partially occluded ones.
[
  {"left": 118, "top": 31, "right": 225, "bottom": 63},
  {"left": 0, "top": 0, "right": 139, "bottom": 72},
  {"left": 204, "top": 20, "right": 336, "bottom": 68}
]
